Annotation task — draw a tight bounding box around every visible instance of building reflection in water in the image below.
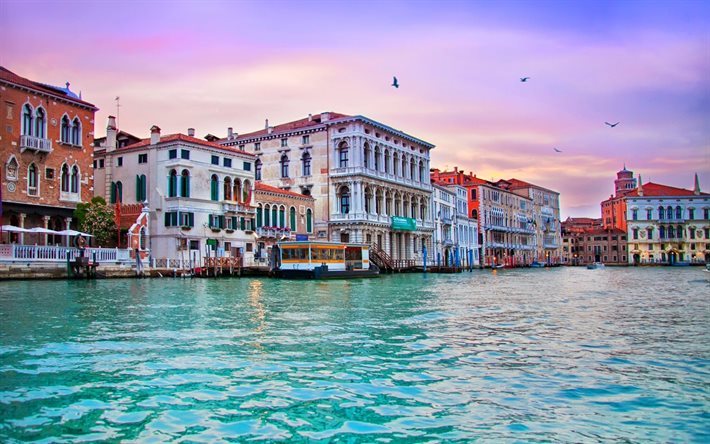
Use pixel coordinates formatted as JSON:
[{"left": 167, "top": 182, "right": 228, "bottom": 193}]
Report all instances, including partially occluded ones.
[{"left": 248, "top": 280, "right": 266, "bottom": 350}]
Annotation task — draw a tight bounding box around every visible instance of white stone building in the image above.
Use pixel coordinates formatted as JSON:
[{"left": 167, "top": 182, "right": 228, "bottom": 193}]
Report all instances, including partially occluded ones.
[
  {"left": 220, "top": 112, "right": 435, "bottom": 265},
  {"left": 625, "top": 177, "right": 709, "bottom": 264},
  {"left": 432, "top": 184, "right": 456, "bottom": 266},
  {"left": 94, "top": 119, "right": 256, "bottom": 262}
]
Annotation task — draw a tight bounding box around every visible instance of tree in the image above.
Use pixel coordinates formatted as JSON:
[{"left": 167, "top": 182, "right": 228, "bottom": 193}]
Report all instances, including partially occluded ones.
[{"left": 75, "top": 197, "right": 116, "bottom": 246}]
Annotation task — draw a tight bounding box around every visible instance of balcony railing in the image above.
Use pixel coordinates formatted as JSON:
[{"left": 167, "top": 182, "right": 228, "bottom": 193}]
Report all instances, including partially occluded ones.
[
  {"left": 256, "top": 226, "right": 291, "bottom": 238},
  {"left": 0, "top": 244, "right": 131, "bottom": 263},
  {"left": 222, "top": 202, "right": 255, "bottom": 214},
  {"left": 20, "top": 135, "right": 52, "bottom": 153},
  {"left": 330, "top": 166, "right": 432, "bottom": 191}
]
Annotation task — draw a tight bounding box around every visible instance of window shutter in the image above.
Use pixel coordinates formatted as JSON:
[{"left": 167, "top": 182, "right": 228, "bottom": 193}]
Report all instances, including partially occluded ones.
[
  {"left": 219, "top": 215, "right": 225, "bottom": 229},
  {"left": 232, "top": 216, "right": 238, "bottom": 229},
  {"left": 189, "top": 213, "right": 194, "bottom": 227},
  {"left": 110, "top": 182, "right": 116, "bottom": 204},
  {"left": 136, "top": 175, "right": 140, "bottom": 201}
]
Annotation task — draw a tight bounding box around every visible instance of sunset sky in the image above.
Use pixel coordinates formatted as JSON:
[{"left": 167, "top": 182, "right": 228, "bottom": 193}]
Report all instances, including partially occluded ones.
[{"left": 2, "top": 0, "right": 708, "bottom": 218}]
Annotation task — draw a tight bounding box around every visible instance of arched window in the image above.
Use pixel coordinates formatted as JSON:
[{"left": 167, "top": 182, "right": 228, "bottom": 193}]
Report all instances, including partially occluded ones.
[
  {"left": 647, "top": 227, "right": 653, "bottom": 240},
  {"left": 264, "top": 204, "right": 271, "bottom": 226},
  {"left": 659, "top": 225, "right": 665, "bottom": 239},
  {"left": 271, "top": 206, "right": 278, "bottom": 227},
  {"left": 71, "top": 118, "right": 81, "bottom": 145},
  {"left": 27, "top": 163, "right": 38, "bottom": 195},
  {"left": 256, "top": 204, "right": 263, "bottom": 228},
  {"left": 136, "top": 174, "right": 147, "bottom": 202},
  {"left": 234, "top": 179, "right": 242, "bottom": 202},
  {"left": 363, "top": 144, "right": 370, "bottom": 169},
  {"left": 419, "top": 160, "right": 424, "bottom": 182},
  {"left": 112, "top": 181, "right": 123, "bottom": 203},
  {"left": 302, "top": 151, "right": 311, "bottom": 176},
  {"left": 472, "top": 209, "right": 478, "bottom": 219},
  {"left": 279, "top": 206, "right": 286, "bottom": 227},
  {"left": 410, "top": 158, "right": 415, "bottom": 180},
  {"left": 306, "top": 208, "right": 313, "bottom": 233},
  {"left": 70, "top": 165, "right": 79, "bottom": 193},
  {"left": 677, "top": 225, "right": 683, "bottom": 239},
  {"left": 224, "top": 177, "right": 232, "bottom": 200},
  {"left": 632, "top": 228, "right": 639, "bottom": 240},
  {"left": 339, "top": 186, "right": 350, "bottom": 214},
  {"left": 374, "top": 147, "right": 380, "bottom": 171},
  {"left": 168, "top": 169, "right": 178, "bottom": 197},
  {"left": 675, "top": 206, "right": 682, "bottom": 220},
  {"left": 290, "top": 207, "right": 296, "bottom": 231},
  {"left": 400, "top": 156, "right": 406, "bottom": 178},
  {"left": 658, "top": 206, "right": 664, "bottom": 220},
  {"left": 364, "top": 187, "right": 372, "bottom": 213},
  {"left": 666, "top": 206, "right": 673, "bottom": 220},
  {"left": 280, "top": 154, "right": 289, "bottom": 178},
  {"left": 180, "top": 169, "right": 190, "bottom": 197},
  {"left": 22, "top": 104, "right": 33, "bottom": 136},
  {"left": 210, "top": 174, "right": 219, "bottom": 201},
  {"left": 35, "top": 108, "right": 45, "bottom": 138},
  {"left": 668, "top": 225, "right": 675, "bottom": 239},
  {"left": 242, "top": 180, "right": 251, "bottom": 202},
  {"left": 393, "top": 152, "right": 399, "bottom": 176},
  {"left": 61, "top": 115, "right": 71, "bottom": 143},
  {"left": 6, "top": 156, "right": 19, "bottom": 180},
  {"left": 255, "top": 158, "right": 262, "bottom": 181},
  {"left": 338, "top": 143, "right": 348, "bottom": 168},
  {"left": 61, "top": 164, "right": 70, "bottom": 192}
]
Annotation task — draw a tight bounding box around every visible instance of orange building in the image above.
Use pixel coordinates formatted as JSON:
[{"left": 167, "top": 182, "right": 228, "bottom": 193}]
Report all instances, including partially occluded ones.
[
  {"left": 601, "top": 166, "right": 637, "bottom": 231},
  {"left": 1, "top": 67, "right": 97, "bottom": 243}
]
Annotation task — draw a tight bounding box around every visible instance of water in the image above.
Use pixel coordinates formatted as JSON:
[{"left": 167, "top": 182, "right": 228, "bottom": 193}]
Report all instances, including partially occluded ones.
[{"left": 1, "top": 267, "right": 708, "bottom": 442}]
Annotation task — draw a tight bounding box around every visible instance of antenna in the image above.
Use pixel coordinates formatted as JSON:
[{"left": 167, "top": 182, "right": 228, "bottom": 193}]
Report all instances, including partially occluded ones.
[{"left": 115, "top": 96, "right": 121, "bottom": 129}]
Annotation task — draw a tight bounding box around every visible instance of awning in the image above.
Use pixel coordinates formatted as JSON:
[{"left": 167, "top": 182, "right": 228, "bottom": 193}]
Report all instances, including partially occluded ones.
[
  {"left": 57, "top": 229, "right": 93, "bottom": 237},
  {"left": 1, "top": 225, "right": 29, "bottom": 233}
]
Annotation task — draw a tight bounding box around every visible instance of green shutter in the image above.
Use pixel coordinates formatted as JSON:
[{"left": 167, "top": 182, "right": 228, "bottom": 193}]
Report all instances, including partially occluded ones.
[
  {"left": 256, "top": 210, "right": 262, "bottom": 228},
  {"left": 110, "top": 182, "right": 116, "bottom": 204},
  {"left": 189, "top": 213, "right": 194, "bottom": 227},
  {"left": 240, "top": 217, "right": 245, "bottom": 230},
  {"left": 232, "top": 216, "right": 237, "bottom": 230}
]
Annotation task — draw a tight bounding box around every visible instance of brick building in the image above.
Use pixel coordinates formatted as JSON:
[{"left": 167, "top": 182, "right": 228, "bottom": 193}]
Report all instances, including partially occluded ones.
[{"left": 1, "top": 66, "right": 97, "bottom": 244}]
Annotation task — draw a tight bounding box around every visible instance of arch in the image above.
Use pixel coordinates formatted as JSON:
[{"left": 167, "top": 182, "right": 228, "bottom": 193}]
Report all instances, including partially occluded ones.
[
  {"left": 279, "top": 205, "right": 286, "bottom": 227},
  {"left": 255, "top": 158, "right": 262, "bottom": 181},
  {"left": 675, "top": 206, "right": 682, "bottom": 220},
  {"left": 677, "top": 224, "right": 684, "bottom": 238},
  {"left": 60, "top": 114, "right": 71, "bottom": 143},
  {"left": 668, "top": 225, "right": 675, "bottom": 239},
  {"left": 22, "top": 103, "right": 34, "bottom": 136},
  {"left": 70, "top": 164, "right": 80, "bottom": 193},
  {"left": 27, "top": 162, "right": 38, "bottom": 195},
  {"left": 384, "top": 149, "right": 391, "bottom": 174},
  {"left": 34, "top": 106, "right": 46, "bottom": 138},
  {"left": 392, "top": 151, "right": 399, "bottom": 176},
  {"left": 418, "top": 160, "right": 424, "bottom": 182},
  {"left": 471, "top": 209, "right": 478, "bottom": 219},
  {"left": 210, "top": 174, "right": 219, "bottom": 201},
  {"left": 658, "top": 206, "right": 664, "bottom": 220},
  {"left": 71, "top": 117, "right": 81, "bottom": 145},
  {"left": 224, "top": 176, "right": 232, "bottom": 200},
  {"left": 271, "top": 205, "right": 278, "bottom": 227},
  {"left": 264, "top": 204, "right": 271, "bottom": 226},
  {"left": 659, "top": 225, "right": 665, "bottom": 239},
  {"left": 290, "top": 206, "right": 297, "bottom": 231},
  {"left": 302, "top": 151, "right": 312, "bottom": 176},
  {"left": 374, "top": 146, "right": 381, "bottom": 171},
  {"left": 180, "top": 169, "right": 190, "bottom": 197},
  {"left": 233, "top": 178, "right": 242, "bottom": 202},
  {"left": 338, "top": 141, "right": 349, "bottom": 168},
  {"left": 409, "top": 158, "right": 415, "bottom": 181},
  {"left": 363, "top": 143, "right": 371, "bottom": 169},
  {"left": 400, "top": 154, "right": 406, "bottom": 178},
  {"left": 364, "top": 186, "right": 373, "bottom": 213},
  {"left": 168, "top": 169, "right": 178, "bottom": 197},
  {"left": 242, "top": 179, "right": 251, "bottom": 202},
  {"left": 256, "top": 204, "right": 263, "bottom": 228},
  {"left": 306, "top": 208, "right": 313, "bottom": 233},
  {"left": 666, "top": 206, "right": 673, "bottom": 220},
  {"left": 61, "top": 163, "right": 70, "bottom": 192},
  {"left": 280, "top": 153, "right": 289, "bottom": 178},
  {"left": 5, "top": 155, "right": 19, "bottom": 180},
  {"left": 338, "top": 185, "right": 351, "bottom": 214}
]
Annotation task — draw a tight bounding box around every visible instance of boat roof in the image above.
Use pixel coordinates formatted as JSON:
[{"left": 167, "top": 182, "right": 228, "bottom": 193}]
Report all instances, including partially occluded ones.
[{"left": 277, "top": 241, "right": 369, "bottom": 247}]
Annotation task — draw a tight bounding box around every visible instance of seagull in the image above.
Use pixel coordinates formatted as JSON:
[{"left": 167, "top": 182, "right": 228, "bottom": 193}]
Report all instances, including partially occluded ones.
[
  {"left": 520, "top": 77, "right": 530, "bottom": 82},
  {"left": 553, "top": 148, "right": 562, "bottom": 153},
  {"left": 605, "top": 121, "right": 620, "bottom": 127},
  {"left": 392, "top": 76, "right": 399, "bottom": 88}
]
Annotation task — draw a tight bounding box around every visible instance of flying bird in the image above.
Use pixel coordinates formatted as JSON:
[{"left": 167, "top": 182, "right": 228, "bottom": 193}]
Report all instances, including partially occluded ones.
[
  {"left": 605, "top": 121, "right": 620, "bottom": 127},
  {"left": 520, "top": 77, "right": 530, "bottom": 82},
  {"left": 553, "top": 148, "right": 562, "bottom": 153},
  {"left": 392, "top": 76, "right": 399, "bottom": 88}
]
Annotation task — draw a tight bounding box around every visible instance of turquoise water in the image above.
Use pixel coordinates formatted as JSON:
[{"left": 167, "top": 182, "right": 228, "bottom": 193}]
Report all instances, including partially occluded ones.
[{"left": 1, "top": 267, "right": 708, "bottom": 442}]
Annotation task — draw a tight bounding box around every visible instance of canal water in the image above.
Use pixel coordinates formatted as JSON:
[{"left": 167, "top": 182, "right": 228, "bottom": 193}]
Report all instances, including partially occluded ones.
[{"left": 0, "top": 267, "right": 708, "bottom": 442}]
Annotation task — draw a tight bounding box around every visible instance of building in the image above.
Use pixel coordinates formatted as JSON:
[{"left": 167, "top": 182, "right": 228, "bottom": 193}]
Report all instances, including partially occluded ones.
[
  {"left": 452, "top": 184, "right": 479, "bottom": 268},
  {"left": 220, "top": 112, "right": 435, "bottom": 265},
  {"left": 432, "top": 183, "right": 456, "bottom": 266},
  {"left": 1, "top": 66, "right": 97, "bottom": 244},
  {"left": 561, "top": 217, "right": 627, "bottom": 265},
  {"left": 561, "top": 217, "right": 602, "bottom": 264},
  {"left": 601, "top": 165, "right": 637, "bottom": 231},
  {"left": 508, "top": 178, "right": 563, "bottom": 264},
  {"left": 94, "top": 119, "right": 256, "bottom": 262},
  {"left": 625, "top": 176, "right": 709, "bottom": 264},
  {"left": 253, "top": 182, "right": 315, "bottom": 265}
]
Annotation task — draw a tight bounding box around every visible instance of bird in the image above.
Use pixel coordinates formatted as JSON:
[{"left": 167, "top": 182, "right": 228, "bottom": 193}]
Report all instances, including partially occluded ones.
[
  {"left": 391, "top": 76, "right": 399, "bottom": 88},
  {"left": 605, "top": 121, "right": 620, "bottom": 127},
  {"left": 520, "top": 77, "right": 530, "bottom": 82},
  {"left": 553, "top": 148, "right": 562, "bottom": 153}
]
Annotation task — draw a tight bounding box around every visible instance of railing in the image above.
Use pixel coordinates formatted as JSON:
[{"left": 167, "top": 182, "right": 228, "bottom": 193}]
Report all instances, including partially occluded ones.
[
  {"left": 256, "top": 227, "right": 291, "bottom": 238},
  {"left": 0, "top": 244, "right": 131, "bottom": 263},
  {"left": 369, "top": 243, "right": 394, "bottom": 272},
  {"left": 222, "top": 202, "right": 255, "bottom": 214},
  {"left": 330, "top": 166, "right": 432, "bottom": 191},
  {"left": 20, "top": 134, "right": 52, "bottom": 153}
]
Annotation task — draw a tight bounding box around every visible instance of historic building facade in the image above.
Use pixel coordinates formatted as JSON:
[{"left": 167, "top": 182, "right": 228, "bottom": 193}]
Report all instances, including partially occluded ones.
[
  {"left": 94, "top": 121, "right": 256, "bottom": 261},
  {"left": 625, "top": 177, "right": 709, "bottom": 264},
  {"left": 601, "top": 166, "right": 637, "bottom": 232},
  {"left": 1, "top": 66, "right": 97, "bottom": 244},
  {"left": 221, "top": 112, "right": 435, "bottom": 263}
]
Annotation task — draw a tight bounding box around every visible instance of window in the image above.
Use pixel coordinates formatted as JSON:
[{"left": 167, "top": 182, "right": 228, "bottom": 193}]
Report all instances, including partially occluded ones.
[
  {"left": 61, "top": 115, "right": 71, "bottom": 143},
  {"left": 136, "top": 174, "right": 147, "bottom": 201},
  {"left": 363, "top": 144, "right": 370, "bottom": 168},
  {"left": 99, "top": 159, "right": 104, "bottom": 168},
  {"left": 339, "top": 186, "right": 350, "bottom": 214},
  {"left": 34, "top": 107, "right": 45, "bottom": 138},
  {"left": 71, "top": 117, "right": 81, "bottom": 145},
  {"left": 255, "top": 158, "right": 262, "bottom": 180},
  {"left": 280, "top": 153, "right": 289, "bottom": 178},
  {"left": 632, "top": 228, "right": 638, "bottom": 240},
  {"left": 45, "top": 168, "right": 54, "bottom": 179},
  {"left": 180, "top": 169, "right": 190, "bottom": 197},
  {"left": 302, "top": 135, "right": 309, "bottom": 145},
  {"left": 169, "top": 149, "right": 177, "bottom": 159},
  {"left": 281, "top": 138, "right": 288, "bottom": 147},
  {"left": 647, "top": 227, "right": 653, "bottom": 240},
  {"left": 110, "top": 181, "right": 122, "bottom": 203},
  {"left": 690, "top": 228, "right": 695, "bottom": 240},
  {"left": 339, "top": 145, "right": 348, "bottom": 168},
  {"left": 254, "top": 142, "right": 261, "bottom": 151},
  {"left": 210, "top": 175, "right": 219, "bottom": 201},
  {"left": 223, "top": 158, "right": 232, "bottom": 168},
  {"left": 243, "top": 162, "right": 251, "bottom": 171},
  {"left": 306, "top": 208, "right": 313, "bottom": 233},
  {"left": 117, "top": 157, "right": 123, "bottom": 167},
  {"left": 168, "top": 169, "right": 178, "bottom": 197},
  {"left": 211, "top": 155, "right": 219, "bottom": 165},
  {"left": 181, "top": 149, "right": 190, "bottom": 160},
  {"left": 704, "top": 209, "right": 709, "bottom": 220},
  {"left": 70, "top": 165, "right": 79, "bottom": 193},
  {"left": 138, "top": 153, "right": 148, "bottom": 164},
  {"left": 384, "top": 150, "right": 390, "bottom": 173},
  {"left": 632, "top": 209, "right": 638, "bottom": 220},
  {"left": 302, "top": 152, "right": 311, "bottom": 176},
  {"left": 27, "top": 163, "right": 38, "bottom": 196},
  {"left": 675, "top": 206, "right": 682, "bottom": 220},
  {"left": 61, "top": 164, "right": 70, "bottom": 192},
  {"left": 22, "top": 104, "right": 33, "bottom": 136},
  {"left": 688, "top": 208, "right": 695, "bottom": 220},
  {"left": 646, "top": 209, "right": 652, "bottom": 220},
  {"left": 290, "top": 207, "right": 296, "bottom": 231},
  {"left": 471, "top": 209, "right": 478, "bottom": 219},
  {"left": 180, "top": 212, "right": 194, "bottom": 227},
  {"left": 224, "top": 177, "right": 232, "bottom": 200}
]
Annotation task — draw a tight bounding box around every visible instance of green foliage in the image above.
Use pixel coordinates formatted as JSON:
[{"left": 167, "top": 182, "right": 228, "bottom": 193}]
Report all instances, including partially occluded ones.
[{"left": 76, "top": 198, "right": 116, "bottom": 245}]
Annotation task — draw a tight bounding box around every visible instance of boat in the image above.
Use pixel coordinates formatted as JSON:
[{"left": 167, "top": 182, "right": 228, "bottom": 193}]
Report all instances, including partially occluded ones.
[
  {"left": 274, "top": 241, "right": 379, "bottom": 279},
  {"left": 492, "top": 264, "right": 505, "bottom": 269},
  {"left": 530, "top": 261, "right": 545, "bottom": 268},
  {"left": 586, "top": 262, "right": 605, "bottom": 269},
  {"left": 704, "top": 263, "right": 710, "bottom": 273}
]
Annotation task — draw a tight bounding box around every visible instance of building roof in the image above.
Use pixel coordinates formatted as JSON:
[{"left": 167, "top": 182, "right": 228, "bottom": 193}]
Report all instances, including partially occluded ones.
[
  {"left": 508, "top": 178, "right": 559, "bottom": 195},
  {"left": 626, "top": 182, "right": 707, "bottom": 198},
  {"left": 0, "top": 66, "right": 97, "bottom": 109},
  {"left": 229, "top": 112, "right": 351, "bottom": 141},
  {"left": 117, "top": 133, "right": 255, "bottom": 157},
  {"left": 255, "top": 182, "right": 314, "bottom": 200}
]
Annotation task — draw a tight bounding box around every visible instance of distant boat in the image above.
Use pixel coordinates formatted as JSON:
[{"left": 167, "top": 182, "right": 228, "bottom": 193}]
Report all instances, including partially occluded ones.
[
  {"left": 530, "top": 261, "right": 545, "bottom": 268},
  {"left": 586, "top": 262, "right": 605, "bottom": 270},
  {"left": 274, "top": 241, "right": 379, "bottom": 279},
  {"left": 493, "top": 264, "right": 505, "bottom": 269}
]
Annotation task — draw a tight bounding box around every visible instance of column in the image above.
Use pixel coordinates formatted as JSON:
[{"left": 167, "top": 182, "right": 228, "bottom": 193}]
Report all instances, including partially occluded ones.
[
  {"left": 65, "top": 217, "right": 73, "bottom": 247},
  {"left": 43, "top": 215, "right": 51, "bottom": 246},
  {"left": 19, "top": 213, "right": 26, "bottom": 245}
]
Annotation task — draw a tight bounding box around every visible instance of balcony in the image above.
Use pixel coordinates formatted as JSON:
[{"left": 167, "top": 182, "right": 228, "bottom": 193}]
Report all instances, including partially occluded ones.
[
  {"left": 256, "top": 226, "right": 291, "bottom": 238},
  {"left": 440, "top": 216, "right": 453, "bottom": 226},
  {"left": 20, "top": 135, "right": 52, "bottom": 154},
  {"left": 330, "top": 166, "right": 432, "bottom": 191},
  {"left": 222, "top": 201, "right": 255, "bottom": 214}
]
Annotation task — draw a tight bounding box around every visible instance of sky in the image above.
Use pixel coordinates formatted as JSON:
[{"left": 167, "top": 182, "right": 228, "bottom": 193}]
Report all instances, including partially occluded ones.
[{"left": 1, "top": 0, "right": 708, "bottom": 218}]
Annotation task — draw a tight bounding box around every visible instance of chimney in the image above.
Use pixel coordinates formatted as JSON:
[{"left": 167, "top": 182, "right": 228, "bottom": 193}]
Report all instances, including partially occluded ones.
[
  {"left": 187, "top": 128, "right": 195, "bottom": 137},
  {"left": 308, "top": 113, "right": 313, "bottom": 122},
  {"left": 454, "top": 166, "right": 458, "bottom": 172},
  {"left": 150, "top": 125, "right": 161, "bottom": 145},
  {"left": 637, "top": 175, "right": 644, "bottom": 196},
  {"left": 227, "top": 127, "right": 233, "bottom": 139},
  {"left": 321, "top": 112, "right": 331, "bottom": 122},
  {"left": 265, "top": 118, "right": 269, "bottom": 129},
  {"left": 693, "top": 173, "right": 701, "bottom": 195},
  {"left": 106, "top": 115, "right": 117, "bottom": 152},
  {"left": 267, "top": 126, "right": 273, "bottom": 134}
]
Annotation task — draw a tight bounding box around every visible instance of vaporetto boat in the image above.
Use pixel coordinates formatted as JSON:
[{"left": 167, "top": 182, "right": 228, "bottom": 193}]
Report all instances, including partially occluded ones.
[{"left": 273, "top": 241, "right": 379, "bottom": 279}]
